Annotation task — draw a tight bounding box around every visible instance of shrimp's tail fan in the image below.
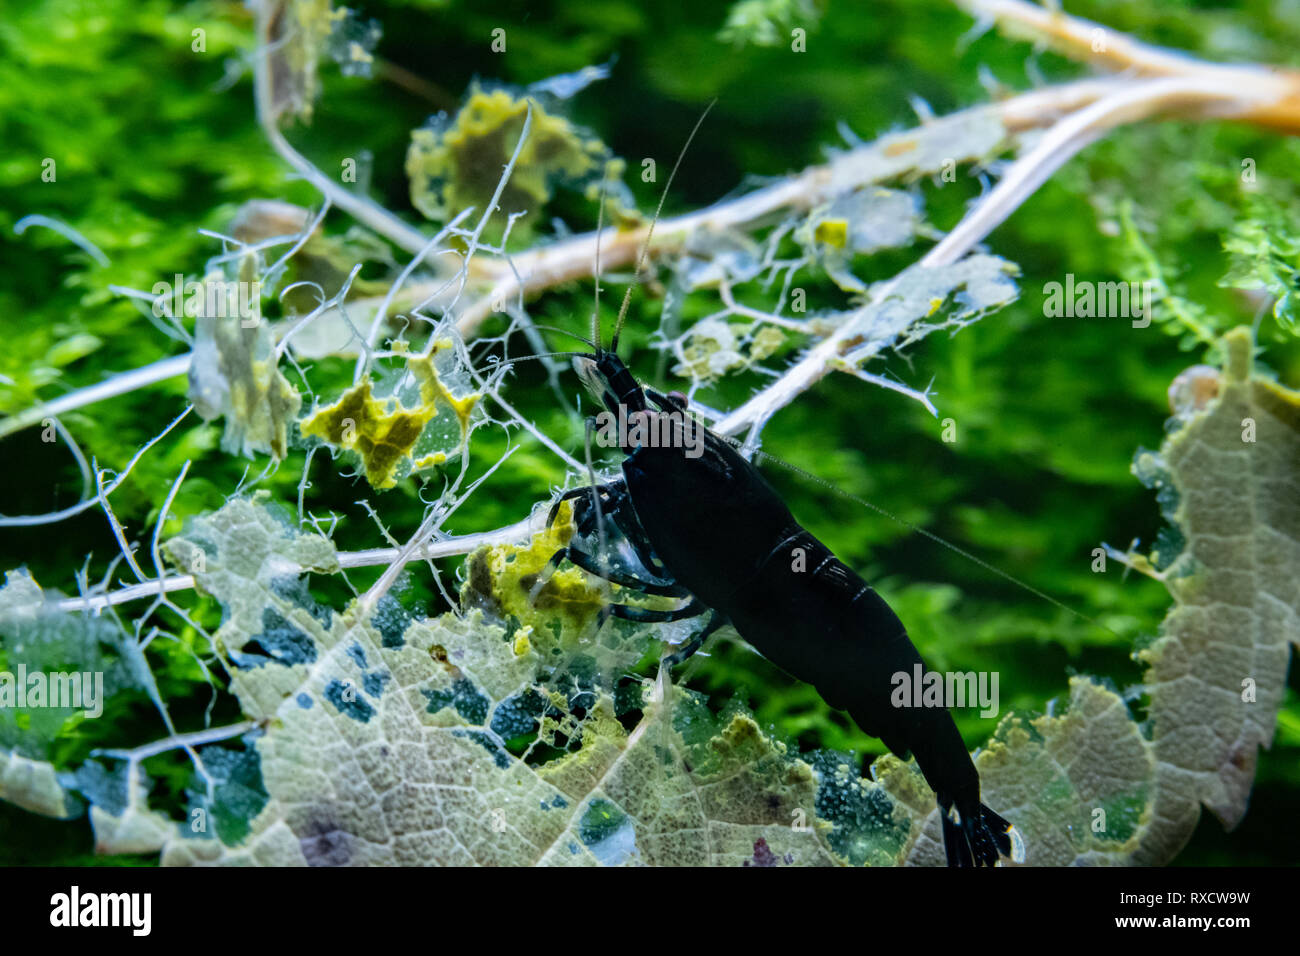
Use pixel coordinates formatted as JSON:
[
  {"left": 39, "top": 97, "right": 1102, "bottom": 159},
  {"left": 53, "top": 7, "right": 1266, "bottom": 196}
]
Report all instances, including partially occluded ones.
[{"left": 939, "top": 798, "right": 1025, "bottom": 867}]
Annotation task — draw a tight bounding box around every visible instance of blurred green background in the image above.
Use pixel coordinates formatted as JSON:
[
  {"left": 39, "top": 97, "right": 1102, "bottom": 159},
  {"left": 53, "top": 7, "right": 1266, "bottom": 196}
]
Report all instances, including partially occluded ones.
[{"left": 1, "top": 0, "right": 1298, "bottom": 864}]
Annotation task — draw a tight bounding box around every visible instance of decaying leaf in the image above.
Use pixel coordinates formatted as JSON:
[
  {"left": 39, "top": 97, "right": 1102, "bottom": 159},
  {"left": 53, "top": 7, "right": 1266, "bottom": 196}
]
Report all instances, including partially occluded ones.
[
  {"left": 0, "top": 569, "right": 142, "bottom": 823},
  {"left": 405, "top": 87, "right": 628, "bottom": 239},
  {"left": 800, "top": 187, "right": 933, "bottom": 292},
  {"left": 672, "top": 318, "right": 786, "bottom": 382},
  {"left": 187, "top": 256, "right": 302, "bottom": 460},
  {"left": 298, "top": 342, "right": 480, "bottom": 489},
  {"left": 264, "top": 0, "right": 375, "bottom": 124},
  {"left": 0, "top": 750, "right": 78, "bottom": 820},
  {"left": 899, "top": 326, "right": 1300, "bottom": 866},
  {"left": 1128, "top": 327, "right": 1300, "bottom": 862},
  {"left": 143, "top": 496, "right": 847, "bottom": 865}
]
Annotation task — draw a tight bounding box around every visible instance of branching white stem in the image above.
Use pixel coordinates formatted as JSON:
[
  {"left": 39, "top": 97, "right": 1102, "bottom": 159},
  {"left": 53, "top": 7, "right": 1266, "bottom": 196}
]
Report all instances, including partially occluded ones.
[{"left": 56, "top": 511, "right": 550, "bottom": 613}]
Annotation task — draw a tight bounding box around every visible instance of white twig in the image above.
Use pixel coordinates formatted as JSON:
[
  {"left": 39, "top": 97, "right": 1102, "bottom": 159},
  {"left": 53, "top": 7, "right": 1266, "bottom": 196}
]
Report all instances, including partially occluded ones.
[
  {"left": 844, "top": 367, "right": 939, "bottom": 417},
  {"left": 921, "top": 76, "right": 1253, "bottom": 268},
  {"left": 14, "top": 214, "right": 110, "bottom": 267},
  {"left": 55, "top": 512, "right": 550, "bottom": 613},
  {"left": 715, "top": 72, "right": 1285, "bottom": 440},
  {"left": 0, "top": 355, "right": 191, "bottom": 440},
  {"left": 150, "top": 461, "right": 192, "bottom": 582},
  {"left": 97, "top": 465, "right": 149, "bottom": 583}
]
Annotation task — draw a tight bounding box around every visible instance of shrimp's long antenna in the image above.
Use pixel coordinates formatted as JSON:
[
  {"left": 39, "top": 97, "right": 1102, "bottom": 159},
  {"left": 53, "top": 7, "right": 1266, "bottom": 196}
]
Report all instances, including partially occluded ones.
[
  {"left": 592, "top": 165, "right": 610, "bottom": 346},
  {"left": 529, "top": 324, "right": 599, "bottom": 350},
  {"left": 741, "top": 441, "right": 1126, "bottom": 642},
  {"left": 500, "top": 350, "right": 591, "bottom": 366},
  {"left": 610, "top": 99, "right": 717, "bottom": 354}
]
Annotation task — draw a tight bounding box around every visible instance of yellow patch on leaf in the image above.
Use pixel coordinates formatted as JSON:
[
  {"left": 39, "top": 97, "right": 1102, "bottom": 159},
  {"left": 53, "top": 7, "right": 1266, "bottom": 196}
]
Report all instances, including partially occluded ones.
[
  {"left": 813, "top": 218, "right": 849, "bottom": 249},
  {"left": 299, "top": 343, "right": 478, "bottom": 489},
  {"left": 405, "top": 88, "right": 622, "bottom": 238}
]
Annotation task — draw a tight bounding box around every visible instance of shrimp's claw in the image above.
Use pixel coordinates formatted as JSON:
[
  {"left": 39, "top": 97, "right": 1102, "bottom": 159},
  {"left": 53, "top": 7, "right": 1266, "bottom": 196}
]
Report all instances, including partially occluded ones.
[{"left": 939, "top": 797, "right": 1025, "bottom": 867}]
